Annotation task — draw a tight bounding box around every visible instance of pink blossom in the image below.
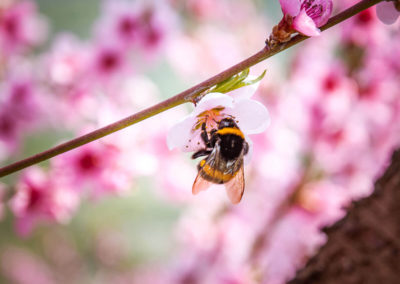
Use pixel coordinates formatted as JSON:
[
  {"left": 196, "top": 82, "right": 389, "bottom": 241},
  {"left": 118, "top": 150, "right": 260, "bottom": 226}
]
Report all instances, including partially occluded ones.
[
  {"left": 10, "top": 167, "right": 79, "bottom": 236},
  {"left": 95, "top": 0, "right": 142, "bottom": 46},
  {"left": 91, "top": 44, "right": 126, "bottom": 79},
  {"left": 0, "top": 1, "right": 47, "bottom": 55},
  {"left": 0, "top": 74, "right": 41, "bottom": 156},
  {"left": 52, "top": 142, "right": 131, "bottom": 198},
  {"left": 167, "top": 84, "right": 270, "bottom": 156},
  {"left": 137, "top": 7, "right": 166, "bottom": 51},
  {"left": 94, "top": 0, "right": 170, "bottom": 53},
  {"left": 0, "top": 107, "right": 21, "bottom": 154},
  {"left": 376, "top": 1, "right": 400, "bottom": 25},
  {"left": 279, "top": 0, "right": 333, "bottom": 36},
  {"left": 250, "top": 181, "right": 347, "bottom": 284},
  {"left": 340, "top": 8, "right": 384, "bottom": 46},
  {"left": 4, "top": 78, "right": 39, "bottom": 122},
  {"left": 45, "top": 34, "right": 90, "bottom": 87}
]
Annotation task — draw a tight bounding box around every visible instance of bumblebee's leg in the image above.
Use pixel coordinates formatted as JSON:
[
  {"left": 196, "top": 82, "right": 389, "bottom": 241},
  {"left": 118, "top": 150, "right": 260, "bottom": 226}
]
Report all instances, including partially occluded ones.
[
  {"left": 200, "top": 122, "right": 211, "bottom": 147},
  {"left": 209, "top": 129, "right": 218, "bottom": 147},
  {"left": 192, "top": 149, "right": 212, "bottom": 159},
  {"left": 243, "top": 141, "right": 249, "bottom": 155}
]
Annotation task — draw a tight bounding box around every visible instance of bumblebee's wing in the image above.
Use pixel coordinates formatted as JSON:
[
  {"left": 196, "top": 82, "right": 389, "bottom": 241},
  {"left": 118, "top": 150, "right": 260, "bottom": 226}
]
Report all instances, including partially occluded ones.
[
  {"left": 192, "top": 172, "right": 212, "bottom": 194},
  {"left": 192, "top": 145, "right": 223, "bottom": 194},
  {"left": 225, "top": 163, "right": 245, "bottom": 204}
]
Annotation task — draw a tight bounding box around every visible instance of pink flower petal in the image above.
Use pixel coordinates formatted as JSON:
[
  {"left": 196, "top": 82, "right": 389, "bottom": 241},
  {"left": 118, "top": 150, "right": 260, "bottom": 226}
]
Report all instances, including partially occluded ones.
[
  {"left": 292, "top": 9, "right": 321, "bottom": 36},
  {"left": 232, "top": 99, "right": 270, "bottom": 135},
  {"left": 279, "top": 0, "right": 301, "bottom": 16},
  {"left": 376, "top": 1, "right": 399, "bottom": 25},
  {"left": 304, "top": 0, "right": 333, "bottom": 27}
]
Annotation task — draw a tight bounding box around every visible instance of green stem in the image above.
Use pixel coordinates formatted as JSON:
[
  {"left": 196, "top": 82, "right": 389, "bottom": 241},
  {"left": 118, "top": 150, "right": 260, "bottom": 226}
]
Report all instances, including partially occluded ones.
[{"left": 0, "top": 0, "right": 384, "bottom": 178}]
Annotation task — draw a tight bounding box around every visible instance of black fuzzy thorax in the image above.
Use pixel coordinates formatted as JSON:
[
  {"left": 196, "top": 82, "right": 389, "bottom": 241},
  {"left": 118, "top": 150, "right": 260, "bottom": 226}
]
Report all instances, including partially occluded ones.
[{"left": 218, "top": 134, "right": 244, "bottom": 161}]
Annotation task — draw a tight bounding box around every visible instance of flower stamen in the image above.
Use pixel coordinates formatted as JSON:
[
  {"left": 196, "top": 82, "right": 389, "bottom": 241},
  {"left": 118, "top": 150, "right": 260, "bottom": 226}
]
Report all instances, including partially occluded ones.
[{"left": 193, "top": 107, "right": 225, "bottom": 131}]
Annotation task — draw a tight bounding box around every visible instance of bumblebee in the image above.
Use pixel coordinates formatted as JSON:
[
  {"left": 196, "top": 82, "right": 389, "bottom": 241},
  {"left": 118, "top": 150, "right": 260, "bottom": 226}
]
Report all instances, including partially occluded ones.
[{"left": 192, "top": 118, "right": 249, "bottom": 204}]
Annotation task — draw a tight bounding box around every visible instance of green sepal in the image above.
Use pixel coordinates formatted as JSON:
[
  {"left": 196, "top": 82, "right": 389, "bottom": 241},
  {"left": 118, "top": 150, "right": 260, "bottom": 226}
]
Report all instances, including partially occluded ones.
[{"left": 208, "top": 69, "right": 266, "bottom": 94}]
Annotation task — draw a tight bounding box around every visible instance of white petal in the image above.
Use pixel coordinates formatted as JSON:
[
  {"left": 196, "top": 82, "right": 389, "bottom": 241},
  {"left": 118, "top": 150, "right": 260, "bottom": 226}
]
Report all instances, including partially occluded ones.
[
  {"left": 167, "top": 115, "right": 207, "bottom": 152},
  {"left": 186, "top": 129, "right": 207, "bottom": 152},
  {"left": 167, "top": 116, "right": 196, "bottom": 151},
  {"left": 167, "top": 93, "right": 235, "bottom": 153},
  {"left": 195, "top": 92, "right": 234, "bottom": 115},
  {"left": 232, "top": 99, "right": 270, "bottom": 135},
  {"left": 243, "top": 137, "right": 253, "bottom": 165},
  {"left": 229, "top": 77, "right": 261, "bottom": 100}
]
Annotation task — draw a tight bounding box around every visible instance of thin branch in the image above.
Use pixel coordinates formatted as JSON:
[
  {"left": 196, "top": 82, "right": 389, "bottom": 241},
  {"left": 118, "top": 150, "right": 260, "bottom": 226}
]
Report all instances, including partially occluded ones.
[{"left": 0, "top": 0, "right": 383, "bottom": 178}]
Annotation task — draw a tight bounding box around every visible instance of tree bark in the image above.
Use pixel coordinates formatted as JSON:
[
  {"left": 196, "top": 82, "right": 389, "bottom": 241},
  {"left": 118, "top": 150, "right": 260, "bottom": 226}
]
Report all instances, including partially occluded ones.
[{"left": 288, "top": 150, "right": 400, "bottom": 284}]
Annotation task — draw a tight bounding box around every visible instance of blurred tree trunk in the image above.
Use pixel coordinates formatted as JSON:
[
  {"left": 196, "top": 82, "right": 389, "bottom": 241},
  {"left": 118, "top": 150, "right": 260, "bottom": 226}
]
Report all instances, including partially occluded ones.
[{"left": 288, "top": 150, "right": 400, "bottom": 284}]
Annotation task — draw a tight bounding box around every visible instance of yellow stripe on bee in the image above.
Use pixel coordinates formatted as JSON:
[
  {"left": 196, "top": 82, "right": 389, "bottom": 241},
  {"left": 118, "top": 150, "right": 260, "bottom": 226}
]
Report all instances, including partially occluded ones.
[
  {"left": 216, "top": 127, "right": 244, "bottom": 138},
  {"left": 202, "top": 164, "right": 234, "bottom": 182},
  {"left": 200, "top": 159, "right": 206, "bottom": 167}
]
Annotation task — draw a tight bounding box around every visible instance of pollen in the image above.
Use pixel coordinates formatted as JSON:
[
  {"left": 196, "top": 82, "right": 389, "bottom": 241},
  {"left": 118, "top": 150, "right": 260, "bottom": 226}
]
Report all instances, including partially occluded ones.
[{"left": 193, "top": 107, "right": 225, "bottom": 131}]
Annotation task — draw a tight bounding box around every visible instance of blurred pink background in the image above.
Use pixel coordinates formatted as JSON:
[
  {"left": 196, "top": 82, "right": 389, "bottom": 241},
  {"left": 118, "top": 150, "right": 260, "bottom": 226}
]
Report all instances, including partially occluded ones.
[{"left": 0, "top": 0, "right": 399, "bottom": 283}]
